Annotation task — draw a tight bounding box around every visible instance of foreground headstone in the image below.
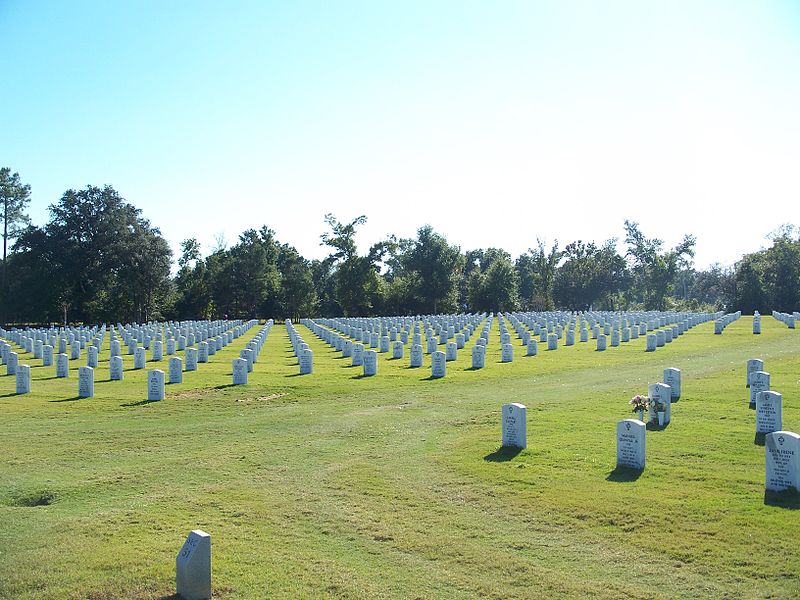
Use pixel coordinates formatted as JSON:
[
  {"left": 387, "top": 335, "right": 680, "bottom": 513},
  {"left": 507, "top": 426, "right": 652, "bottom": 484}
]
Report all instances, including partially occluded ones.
[
  {"left": 232, "top": 358, "right": 248, "bottom": 385},
  {"left": 78, "top": 366, "right": 94, "bottom": 398},
  {"left": 392, "top": 341, "right": 404, "bottom": 360},
  {"left": 646, "top": 334, "right": 656, "bottom": 352},
  {"left": 616, "top": 419, "right": 646, "bottom": 470},
  {"left": 176, "top": 530, "right": 211, "bottom": 600},
  {"left": 134, "top": 347, "right": 146, "bottom": 370},
  {"left": 648, "top": 383, "right": 672, "bottom": 425},
  {"left": 148, "top": 369, "right": 165, "bottom": 401},
  {"left": 765, "top": 431, "right": 800, "bottom": 492},
  {"left": 352, "top": 343, "right": 364, "bottom": 367},
  {"left": 87, "top": 346, "right": 99, "bottom": 368},
  {"left": 16, "top": 364, "right": 31, "bottom": 394},
  {"left": 43, "top": 344, "right": 53, "bottom": 366},
  {"left": 501, "top": 403, "right": 526, "bottom": 449},
  {"left": 409, "top": 344, "right": 423, "bottom": 367},
  {"left": 7, "top": 351, "right": 19, "bottom": 376},
  {"left": 431, "top": 351, "right": 446, "bottom": 378}
]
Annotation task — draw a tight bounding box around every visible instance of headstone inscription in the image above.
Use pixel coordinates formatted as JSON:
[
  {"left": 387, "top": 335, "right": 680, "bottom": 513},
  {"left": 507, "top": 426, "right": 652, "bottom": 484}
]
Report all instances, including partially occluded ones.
[
  {"left": 616, "top": 419, "right": 645, "bottom": 470},
  {"left": 176, "top": 529, "right": 211, "bottom": 600}
]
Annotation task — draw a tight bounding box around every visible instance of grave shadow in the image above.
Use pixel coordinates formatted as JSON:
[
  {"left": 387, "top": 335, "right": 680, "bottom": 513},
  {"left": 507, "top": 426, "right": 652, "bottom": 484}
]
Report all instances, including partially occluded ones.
[
  {"left": 285, "top": 373, "right": 307, "bottom": 378},
  {"left": 763, "top": 489, "right": 800, "bottom": 509},
  {"left": 606, "top": 466, "right": 643, "bottom": 482},
  {"left": 49, "top": 396, "right": 82, "bottom": 403},
  {"left": 351, "top": 373, "right": 375, "bottom": 380},
  {"left": 645, "top": 421, "right": 669, "bottom": 431},
  {"left": 0, "top": 391, "right": 22, "bottom": 398},
  {"left": 121, "top": 398, "right": 161, "bottom": 407},
  {"left": 213, "top": 383, "right": 237, "bottom": 389},
  {"left": 754, "top": 432, "right": 767, "bottom": 446},
  {"left": 484, "top": 446, "right": 523, "bottom": 462}
]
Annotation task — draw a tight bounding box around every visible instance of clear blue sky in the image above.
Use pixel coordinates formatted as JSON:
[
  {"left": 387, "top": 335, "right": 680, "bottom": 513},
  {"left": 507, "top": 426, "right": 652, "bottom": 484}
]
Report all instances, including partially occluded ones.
[{"left": 2, "top": 0, "right": 799, "bottom": 269}]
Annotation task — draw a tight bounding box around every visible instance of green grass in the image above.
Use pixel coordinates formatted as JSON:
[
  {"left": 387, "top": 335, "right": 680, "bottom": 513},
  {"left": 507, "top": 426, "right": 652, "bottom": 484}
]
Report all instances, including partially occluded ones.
[{"left": 1, "top": 316, "right": 799, "bottom": 599}]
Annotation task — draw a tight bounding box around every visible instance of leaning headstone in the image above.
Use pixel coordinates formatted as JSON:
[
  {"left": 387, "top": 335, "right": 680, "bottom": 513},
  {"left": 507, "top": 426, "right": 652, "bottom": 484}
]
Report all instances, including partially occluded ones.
[
  {"left": 756, "top": 391, "right": 782, "bottom": 435},
  {"left": 431, "top": 351, "right": 446, "bottom": 378},
  {"left": 363, "top": 349, "right": 377, "bottom": 376},
  {"left": 746, "top": 358, "right": 763, "bottom": 388},
  {"left": 232, "top": 358, "right": 248, "bottom": 385},
  {"left": 471, "top": 344, "right": 485, "bottom": 369},
  {"left": 663, "top": 368, "right": 681, "bottom": 400},
  {"left": 110, "top": 356, "right": 124, "bottom": 380},
  {"left": 147, "top": 369, "right": 165, "bottom": 401},
  {"left": 15, "top": 364, "right": 31, "bottom": 394},
  {"left": 176, "top": 529, "right": 211, "bottom": 600},
  {"left": 78, "top": 366, "right": 94, "bottom": 398},
  {"left": 299, "top": 348, "right": 313, "bottom": 375},
  {"left": 409, "top": 344, "right": 423, "bottom": 368},
  {"left": 501, "top": 403, "right": 526, "bottom": 449},
  {"left": 169, "top": 357, "right": 183, "bottom": 384},
  {"left": 55, "top": 353, "right": 69, "bottom": 378},
  {"left": 750, "top": 371, "right": 770, "bottom": 409},
  {"left": 616, "top": 419, "right": 646, "bottom": 470},
  {"left": 765, "top": 431, "right": 800, "bottom": 492}
]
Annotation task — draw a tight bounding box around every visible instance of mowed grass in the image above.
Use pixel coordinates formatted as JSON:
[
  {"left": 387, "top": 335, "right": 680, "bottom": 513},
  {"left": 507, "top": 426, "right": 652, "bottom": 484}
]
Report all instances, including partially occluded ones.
[{"left": 1, "top": 316, "right": 799, "bottom": 599}]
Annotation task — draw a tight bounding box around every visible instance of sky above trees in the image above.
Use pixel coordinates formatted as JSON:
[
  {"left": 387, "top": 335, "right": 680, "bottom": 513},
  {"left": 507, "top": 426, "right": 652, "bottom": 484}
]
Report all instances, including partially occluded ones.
[{"left": 2, "top": 1, "right": 800, "bottom": 269}]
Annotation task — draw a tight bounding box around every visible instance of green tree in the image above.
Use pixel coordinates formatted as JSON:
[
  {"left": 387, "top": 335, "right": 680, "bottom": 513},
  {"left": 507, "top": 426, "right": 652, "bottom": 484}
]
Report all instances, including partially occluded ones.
[
  {"left": 466, "top": 249, "right": 519, "bottom": 312},
  {"left": 0, "top": 168, "right": 32, "bottom": 321},
  {"left": 554, "top": 240, "right": 626, "bottom": 310},
  {"left": 624, "top": 221, "right": 695, "bottom": 310},
  {"left": 401, "top": 225, "right": 462, "bottom": 314},
  {"left": 516, "top": 240, "right": 560, "bottom": 310}
]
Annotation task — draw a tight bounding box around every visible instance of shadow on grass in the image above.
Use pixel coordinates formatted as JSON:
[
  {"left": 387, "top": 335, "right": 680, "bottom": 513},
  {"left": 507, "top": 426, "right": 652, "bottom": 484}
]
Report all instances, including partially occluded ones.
[
  {"left": 484, "top": 446, "right": 523, "bottom": 462},
  {"left": 214, "top": 383, "right": 237, "bottom": 389},
  {"left": 0, "top": 391, "right": 23, "bottom": 398},
  {"left": 764, "top": 489, "right": 800, "bottom": 509},
  {"left": 646, "top": 421, "right": 669, "bottom": 431},
  {"left": 50, "top": 396, "right": 82, "bottom": 403},
  {"left": 606, "top": 466, "right": 643, "bottom": 482},
  {"left": 351, "top": 373, "right": 375, "bottom": 380},
  {"left": 754, "top": 432, "right": 767, "bottom": 446},
  {"left": 285, "top": 372, "right": 308, "bottom": 378},
  {"left": 121, "top": 398, "right": 162, "bottom": 407}
]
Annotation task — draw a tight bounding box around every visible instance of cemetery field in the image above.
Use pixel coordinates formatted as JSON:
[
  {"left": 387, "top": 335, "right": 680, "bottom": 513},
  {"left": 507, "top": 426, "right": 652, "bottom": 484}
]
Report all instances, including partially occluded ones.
[{"left": 1, "top": 317, "right": 800, "bottom": 599}]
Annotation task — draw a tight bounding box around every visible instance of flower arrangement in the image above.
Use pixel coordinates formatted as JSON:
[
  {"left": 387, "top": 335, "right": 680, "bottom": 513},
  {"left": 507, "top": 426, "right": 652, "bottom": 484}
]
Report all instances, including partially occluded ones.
[{"left": 629, "top": 394, "right": 649, "bottom": 413}]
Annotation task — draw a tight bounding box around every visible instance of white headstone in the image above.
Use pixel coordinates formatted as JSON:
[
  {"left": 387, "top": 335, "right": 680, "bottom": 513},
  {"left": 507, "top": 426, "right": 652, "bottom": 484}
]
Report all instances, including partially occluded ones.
[
  {"left": 646, "top": 334, "right": 657, "bottom": 352},
  {"left": 110, "top": 356, "right": 124, "bottom": 380},
  {"left": 501, "top": 343, "right": 513, "bottom": 362},
  {"left": 134, "top": 347, "right": 146, "bottom": 369},
  {"left": 648, "top": 382, "right": 672, "bottom": 425},
  {"left": 765, "top": 431, "right": 799, "bottom": 492},
  {"left": 78, "top": 366, "right": 94, "bottom": 398},
  {"left": 232, "top": 358, "right": 248, "bottom": 385},
  {"left": 152, "top": 340, "right": 163, "bottom": 361},
  {"left": 756, "top": 391, "right": 782, "bottom": 435},
  {"left": 547, "top": 333, "right": 557, "bottom": 351},
  {"left": 409, "top": 344, "right": 423, "bottom": 367},
  {"left": 186, "top": 348, "right": 198, "bottom": 371},
  {"left": 43, "top": 344, "right": 53, "bottom": 366},
  {"left": 471, "top": 344, "right": 486, "bottom": 369},
  {"left": 176, "top": 529, "right": 211, "bottom": 600},
  {"left": 15, "top": 364, "right": 31, "bottom": 394},
  {"left": 55, "top": 353, "right": 69, "bottom": 378},
  {"left": 148, "top": 369, "right": 165, "bottom": 401},
  {"left": 616, "top": 419, "right": 646, "bottom": 470},
  {"left": 746, "top": 358, "right": 763, "bottom": 388},
  {"left": 750, "top": 371, "right": 770, "bottom": 409},
  {"left": 363, "top": 349, "right": 377, "bottom": 376},
  {"left": 352, "top": 343, "right": 364, "bottom": 366},
  {"left": 526, "top": 339, "right": 538, "bottom": 356},
  {"left": 299, "top": 348, "right": 313, "bottom": 375},
  {"left": 166, "top": 338, "right": 176, "bottom": 355},
  {"left": 445, "top": 342, "right": 457, "bottom": 361},
  {"left": 431, "top": 351, "right": 446, "bottom": 378},
  {"left": 663, "top": 368, "right": 681, "bottom": 399},
  {"left": 169, "top": 357, "right": 183, "bottom": 384},
  {"left": 392, "top": 341, "right": 404, "bottom": 359},
  {"left": 198, "top": 341, "right": 209, "bottom": 363},
  {"left": 501, "top": 403, "right": 526, "bottom": 448},
  {"left": 597, "top": 335, "right": 607, "bottom": 351}
]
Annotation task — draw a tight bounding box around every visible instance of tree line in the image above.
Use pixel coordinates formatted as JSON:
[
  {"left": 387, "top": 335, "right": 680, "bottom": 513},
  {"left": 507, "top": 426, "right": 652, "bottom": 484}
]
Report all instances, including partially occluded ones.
[{"left": 1, "top": 170, "right": 798, "bottom": 324}]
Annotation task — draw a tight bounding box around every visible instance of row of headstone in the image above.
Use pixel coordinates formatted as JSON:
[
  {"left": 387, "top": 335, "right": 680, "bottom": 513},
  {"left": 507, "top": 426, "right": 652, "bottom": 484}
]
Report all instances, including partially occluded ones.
[
  {"left": 772, "top": 310, "right": 797, "bottom": 329},
  {"left": 714, "top": 311, "right": 742, "bottom": 334},
  {"left": 231, "top": 321, "right": 272, "bottom": 385}
]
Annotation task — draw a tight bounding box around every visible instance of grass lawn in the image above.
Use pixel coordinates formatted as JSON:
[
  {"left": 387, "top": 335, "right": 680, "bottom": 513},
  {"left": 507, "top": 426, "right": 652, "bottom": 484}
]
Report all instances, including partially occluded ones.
[{"left": 1, "top": 315, "right": 799, "bottom": 599}]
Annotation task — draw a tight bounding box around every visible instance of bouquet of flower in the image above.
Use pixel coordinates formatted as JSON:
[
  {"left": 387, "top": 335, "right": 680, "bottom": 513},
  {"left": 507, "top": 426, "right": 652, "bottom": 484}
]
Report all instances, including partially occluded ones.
[{"left": 629, "top": 394, "right": 648, "bottom": 413}]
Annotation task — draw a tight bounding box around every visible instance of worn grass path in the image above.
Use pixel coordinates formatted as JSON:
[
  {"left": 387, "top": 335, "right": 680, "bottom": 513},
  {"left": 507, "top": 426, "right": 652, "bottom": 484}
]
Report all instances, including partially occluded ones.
[{"left": 1, "top": 316, "right": 799, "bottom": 599}]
